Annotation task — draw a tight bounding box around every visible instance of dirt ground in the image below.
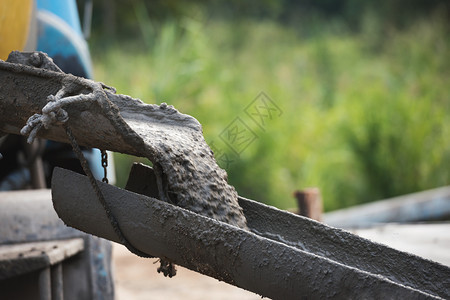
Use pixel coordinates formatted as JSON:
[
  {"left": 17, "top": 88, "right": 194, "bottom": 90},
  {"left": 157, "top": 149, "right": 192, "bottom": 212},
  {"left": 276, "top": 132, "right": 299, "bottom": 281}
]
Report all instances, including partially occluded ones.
[{"left": 112, "top": 243, "right": 263, "bottom": 300}]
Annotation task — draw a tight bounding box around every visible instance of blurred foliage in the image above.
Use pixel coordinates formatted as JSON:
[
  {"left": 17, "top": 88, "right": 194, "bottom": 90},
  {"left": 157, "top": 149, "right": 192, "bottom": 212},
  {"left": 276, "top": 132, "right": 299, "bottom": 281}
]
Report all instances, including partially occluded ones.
[
  {"left": 89, "top": 1, "right": 449, "bottom": 211},
  {"left": 81, "top": 0, "right": 450, "bottom": 41}
]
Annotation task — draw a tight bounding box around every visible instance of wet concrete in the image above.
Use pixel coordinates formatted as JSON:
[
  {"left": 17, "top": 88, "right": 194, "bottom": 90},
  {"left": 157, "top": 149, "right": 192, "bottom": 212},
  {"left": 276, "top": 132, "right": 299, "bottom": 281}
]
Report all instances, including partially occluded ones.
[
  {"left": 0, "top": 52, "right": 247, "bottom": 229},
  {"left": 127, "top": 163, "right": 450, "bottom": 299},
  {"left": 4, "top": 51, "right": 450, "bottom": 299},
  {"left": 239, "top": 195, "right": 450, "bottom": 299},
  {"left": 52, "top": 168, "right": 449, "bottom": 299}
]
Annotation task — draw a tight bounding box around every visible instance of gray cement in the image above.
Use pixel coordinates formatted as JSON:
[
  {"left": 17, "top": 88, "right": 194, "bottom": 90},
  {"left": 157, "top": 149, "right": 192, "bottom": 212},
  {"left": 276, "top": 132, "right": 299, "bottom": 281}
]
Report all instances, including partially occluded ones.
[
  {"left": 127, "top": 163, "right": 450, "bottom": 299},
  {"left": 4, "top": 51, "right": 450, "bottom": 299},
  {"left": 0, "top": 51, "right": 247, "bottom": 229},
  {"left": 52, "top": 168, "right": 449, "bottom": 299}
]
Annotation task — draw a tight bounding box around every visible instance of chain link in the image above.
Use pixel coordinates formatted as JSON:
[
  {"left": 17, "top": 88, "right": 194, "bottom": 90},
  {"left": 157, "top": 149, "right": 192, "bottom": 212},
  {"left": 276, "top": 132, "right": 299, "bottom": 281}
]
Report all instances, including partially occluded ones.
[
  {"left": 63, "top": 124, "right": 151, "bottom": 258},
  {"left": 101, "top": 150, "right": 108, "bottom": 183}
]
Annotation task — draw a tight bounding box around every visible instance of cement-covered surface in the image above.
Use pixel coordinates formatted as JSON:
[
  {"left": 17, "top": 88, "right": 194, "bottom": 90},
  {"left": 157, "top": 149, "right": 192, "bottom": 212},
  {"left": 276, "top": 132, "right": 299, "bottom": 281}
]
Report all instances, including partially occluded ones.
[
  {"left": 0, "top": 52, "right": 247, "bottom": 229},
  {"left": 240, "top": 197, "right": 450, "bottom": 299},
  {"left": 112, "top": 223, "right": 450, "bottom": 299},
  {"left": 127, "top": 162, "right": 450, "bottom": 298},
  {"left": 52, "top": 168, "right": 447, "bottom": 299}
]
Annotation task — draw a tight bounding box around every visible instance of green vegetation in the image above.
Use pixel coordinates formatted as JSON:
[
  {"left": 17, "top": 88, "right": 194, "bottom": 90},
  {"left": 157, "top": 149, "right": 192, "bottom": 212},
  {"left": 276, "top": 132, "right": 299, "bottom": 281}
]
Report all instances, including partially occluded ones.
[{"left": 91, "top": 9, "right": 449, "bottom": 211}]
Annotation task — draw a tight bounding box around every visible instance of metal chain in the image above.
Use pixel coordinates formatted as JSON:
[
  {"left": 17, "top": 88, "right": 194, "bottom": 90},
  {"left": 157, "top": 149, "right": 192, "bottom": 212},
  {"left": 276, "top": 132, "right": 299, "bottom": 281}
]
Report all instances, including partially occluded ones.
[
  {"left": 63, "top": 124, "right": 151, "bottom": 258},
  {"left": 101, "top": 150, "right": 108, "bottom": 183}
]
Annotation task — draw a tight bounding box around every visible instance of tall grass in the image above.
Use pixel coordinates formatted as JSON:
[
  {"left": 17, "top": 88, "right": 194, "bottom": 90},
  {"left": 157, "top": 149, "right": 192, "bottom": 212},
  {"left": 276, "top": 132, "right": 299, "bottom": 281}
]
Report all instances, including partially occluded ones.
[{"left": 91, "top": 13, "right": 449, "bottom": 211}]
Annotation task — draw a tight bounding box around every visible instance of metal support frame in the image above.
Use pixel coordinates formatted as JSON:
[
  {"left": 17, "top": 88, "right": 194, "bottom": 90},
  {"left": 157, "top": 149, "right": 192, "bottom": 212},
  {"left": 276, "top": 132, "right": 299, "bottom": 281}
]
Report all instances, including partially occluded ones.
[
  {"left": 39, "top": 267, "right": 51, "bottom": 300},
  {"left": 0, "top": 238, "right": 83, "bottom": 300},
  {"left": 51, "top": 263, "right": 63, "bottom": 300},
  {"left": 0, "top": 190, "right": 114, "bottom": 300}
]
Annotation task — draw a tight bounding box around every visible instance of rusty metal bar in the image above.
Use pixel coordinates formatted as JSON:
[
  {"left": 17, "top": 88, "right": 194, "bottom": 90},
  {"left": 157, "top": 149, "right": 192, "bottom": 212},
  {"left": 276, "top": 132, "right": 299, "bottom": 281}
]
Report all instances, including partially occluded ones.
[
  {"left": 52, "top": 167, "right": 450, "bottom": 299},
  {"left": 293, "top": 188, "right": 323, "bottom": 221}
]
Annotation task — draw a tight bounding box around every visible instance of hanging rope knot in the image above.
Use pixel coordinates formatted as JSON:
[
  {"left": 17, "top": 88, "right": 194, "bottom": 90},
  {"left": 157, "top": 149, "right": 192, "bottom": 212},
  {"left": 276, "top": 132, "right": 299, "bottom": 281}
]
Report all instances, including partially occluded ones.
[
  {"left": 20, "top": 95, "right": 69, "bottom": 144},
  {"left": 19, "top": 80, "right": 156, "bottom": 264},
  {"left": 20, "top": 79, "right": 116, "bottom": 145},
  {"left": 20, "top": 88, "right": 75, "bottom": 144},
  {"left": 43, "top": 94, "right": 69, "bottom": 124},
  {"left": 155, "top": 258, "right": 177, "bottom": 278}
]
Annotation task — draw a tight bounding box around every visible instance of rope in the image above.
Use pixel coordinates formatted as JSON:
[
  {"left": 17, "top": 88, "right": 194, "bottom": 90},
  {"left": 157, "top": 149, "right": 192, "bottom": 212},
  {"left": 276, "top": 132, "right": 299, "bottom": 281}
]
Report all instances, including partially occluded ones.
[
  {"left": 64, "top": 124, "right": 151, "bottom": 258},
  {"left": 19, "top": 84, "right": 176, "bottom": 275}
]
